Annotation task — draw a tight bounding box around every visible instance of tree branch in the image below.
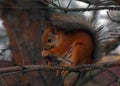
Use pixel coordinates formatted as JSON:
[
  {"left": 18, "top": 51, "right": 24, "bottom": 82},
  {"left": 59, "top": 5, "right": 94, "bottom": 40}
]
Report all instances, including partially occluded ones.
[
  {"left": 51, "top": 2, "right": 120, "bottom": 12},
  {"left": 0, "top": 61, "right": 119, "bottom": 76}
]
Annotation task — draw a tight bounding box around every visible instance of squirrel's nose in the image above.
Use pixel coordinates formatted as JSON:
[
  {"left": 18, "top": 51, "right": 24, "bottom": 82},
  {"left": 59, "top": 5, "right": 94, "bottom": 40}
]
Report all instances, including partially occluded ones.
[
  {"left": 43, "top": 46, "right": 54, "bottom": 50},
  {"left": 43, "top": 48, "right": 47, "bottom": 50},
  {"left": 42, "top": 45, "right": 48, "bottom": 50}
]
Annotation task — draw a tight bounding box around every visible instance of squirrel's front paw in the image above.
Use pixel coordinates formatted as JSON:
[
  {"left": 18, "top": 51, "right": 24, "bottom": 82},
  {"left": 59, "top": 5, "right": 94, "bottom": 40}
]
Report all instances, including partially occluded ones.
[{"left": 41, "top": 50, "right": 49, "bottom": 57}]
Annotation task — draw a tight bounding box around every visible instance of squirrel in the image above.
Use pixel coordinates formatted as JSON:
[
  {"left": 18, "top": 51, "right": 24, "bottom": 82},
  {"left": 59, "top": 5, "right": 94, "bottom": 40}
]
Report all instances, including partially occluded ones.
[
  {"left": 41, "top": 13, "right": 120, "bottom": 86},
  {"left": 42, "top": 13, "right": 99, "bottom": 66},
  {"left": 41, "top": 13, "right": 120, "bottom": 67},
  {"left": 41, "top": 22, "right": 94, "bottom": 66}
]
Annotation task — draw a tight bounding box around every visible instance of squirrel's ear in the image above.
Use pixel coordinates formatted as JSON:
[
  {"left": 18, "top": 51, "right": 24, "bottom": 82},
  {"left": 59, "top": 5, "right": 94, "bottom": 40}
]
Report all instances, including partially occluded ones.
[
  {"left": 52, "top": 28, "right": 57, "bottom": 34},
  {"left": 46, "top": 22, "right": 57, "bottom": 34},
  {"left": 46, "top": 22, "right": 51, "bottom": 28}
]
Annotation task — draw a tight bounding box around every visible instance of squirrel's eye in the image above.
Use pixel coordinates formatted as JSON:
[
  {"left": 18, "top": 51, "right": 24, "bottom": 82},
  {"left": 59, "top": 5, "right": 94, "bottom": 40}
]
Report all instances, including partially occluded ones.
[{"left": 47, "top": 38, "right": 51, "bottom": 43}]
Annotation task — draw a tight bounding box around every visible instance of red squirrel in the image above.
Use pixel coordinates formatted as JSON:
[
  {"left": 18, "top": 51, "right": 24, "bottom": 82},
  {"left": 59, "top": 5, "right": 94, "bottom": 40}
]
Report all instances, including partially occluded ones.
[
  {"left": 41, "top": 13, "right": 120, "bottom": 66},
  {"left": 41, "top": 14, "right": 98, "bottom": 67},
  {"left": 41, "top": 13, "right": 120, "bottom": 86}
]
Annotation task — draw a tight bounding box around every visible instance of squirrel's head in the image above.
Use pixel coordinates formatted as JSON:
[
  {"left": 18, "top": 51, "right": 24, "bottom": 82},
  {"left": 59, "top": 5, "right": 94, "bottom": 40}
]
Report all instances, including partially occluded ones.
[{"left": 42, "top": 24, "right": 62, "bottom": 50}]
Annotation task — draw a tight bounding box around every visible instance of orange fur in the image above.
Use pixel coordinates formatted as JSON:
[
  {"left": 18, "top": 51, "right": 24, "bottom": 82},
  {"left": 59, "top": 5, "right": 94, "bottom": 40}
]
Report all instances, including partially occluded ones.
[{"left": 41, "top": 25, "right": 93, "bottom": 66}]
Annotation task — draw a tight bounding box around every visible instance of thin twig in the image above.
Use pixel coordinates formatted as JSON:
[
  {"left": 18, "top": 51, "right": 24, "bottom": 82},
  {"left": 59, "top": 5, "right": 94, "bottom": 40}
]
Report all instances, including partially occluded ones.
[
  {"left": 107, "top": 11, "right": 120, "bottom": 23},
  {"left": 10, "top": 29, "right": 25, "bottom": 65},
  {"left": 51, "top": 2, "right": 120, "bottom": 12},
  {"left": 57, "top": 0, "right": 61, "bottom": 7},
  {"left": 66, "top": 0, "right": 72, "bottom": 9}
]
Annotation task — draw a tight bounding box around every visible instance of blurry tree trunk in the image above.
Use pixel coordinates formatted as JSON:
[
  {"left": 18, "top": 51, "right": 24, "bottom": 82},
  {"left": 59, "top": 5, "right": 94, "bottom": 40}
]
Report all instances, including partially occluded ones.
[{"left": 0, "top": 1, "right": 59, "bottom": 86}]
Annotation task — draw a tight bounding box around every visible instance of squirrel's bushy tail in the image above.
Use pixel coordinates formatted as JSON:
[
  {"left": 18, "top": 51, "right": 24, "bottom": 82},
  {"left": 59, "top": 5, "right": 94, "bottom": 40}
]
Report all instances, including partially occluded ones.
[{"left": 48, "top": 13, "right": 120, "bottom": 62}]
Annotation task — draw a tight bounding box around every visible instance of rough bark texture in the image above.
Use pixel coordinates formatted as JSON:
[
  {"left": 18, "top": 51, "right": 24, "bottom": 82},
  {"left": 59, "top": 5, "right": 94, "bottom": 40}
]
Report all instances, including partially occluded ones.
[{"left": 0, "top": 1, "right": 59, "bottom": 86}]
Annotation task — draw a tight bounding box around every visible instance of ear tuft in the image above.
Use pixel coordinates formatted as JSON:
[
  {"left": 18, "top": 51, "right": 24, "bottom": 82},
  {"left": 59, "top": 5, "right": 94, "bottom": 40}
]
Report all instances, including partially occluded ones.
[
  {"left": 52, "top": 28, "right": 57, "bottom": 34},
  {"left": 46, "top": 22, "right": 51, "bottom": 28},
  {"left": 46, "top": 22, "right": 57, "bottom": 34}
]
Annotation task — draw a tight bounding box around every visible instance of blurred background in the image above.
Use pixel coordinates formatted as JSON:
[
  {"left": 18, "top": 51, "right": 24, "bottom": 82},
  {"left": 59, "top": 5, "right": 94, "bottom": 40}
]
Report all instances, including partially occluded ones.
[{"left": 0, "top": 0, "right": 120, "bottom": 61}]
